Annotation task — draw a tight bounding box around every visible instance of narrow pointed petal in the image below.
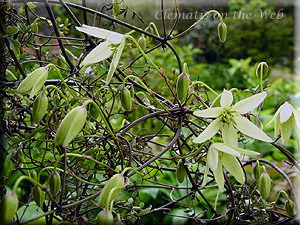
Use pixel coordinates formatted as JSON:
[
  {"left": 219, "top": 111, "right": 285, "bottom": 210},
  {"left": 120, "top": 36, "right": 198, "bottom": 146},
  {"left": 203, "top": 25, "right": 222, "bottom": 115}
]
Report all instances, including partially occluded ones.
[
  {"left": 106, "top": 39, "right": 125, "bottom": 85},
  {"left": 201, "top": 164, "right": 209, "bottom": 188},
  {"left": 221, "top": 89, "right": 233, "bottom": 109},
  {"left": 274, "top": 115, "right": 281, "bottom": 137},
  {"left": 280, "top": 102, "right": 293, "bottom": 123},
  {"left": 213, "top": 160, "right": 224, "bottom": 192},
  {"left": 193, "top": 107, "right": 222, "bottom": 118},
  {"left": 232, "top": 92, "right": 267, "bottom": 114},
  {"left": 207, "top": 146, "right": 219, "bottom": 171},
  {"left": 281, "top": 119, "right": 293, "bottom": 144},
  {"left": 107, "top": 33, "right": 125, "bottom": 44},
  {"left": 222, "top": 144, "right": 260, "bottom": 155},
  {"left": 234, "top": 116, "right": 273, "bottom": 142},
  {"left": 267, "top": 103, "right": 284, "bottom": 126},
  {"left": 213, "top": 143, "right": 240, "bottom": 156},
  {"left": 222, "top": 122, "right": 238, "bottom": 147},
  {"left": 81, "top": 41, "right": 114, "bottom": 66},
  {"left": 76, "top": 24, "right": 118, "bottom": 39},
  {"left": 292, "top": 108, "right": 300, "bottom": 137},
  {"left": 211, "top": 93, "right": 222, "bottom": 107},
  {"left": 222, "top": 154, "right": 245, "bottom": 184},
  {"left": 193, "top": 118, "right": 221, "bottom": 143}
]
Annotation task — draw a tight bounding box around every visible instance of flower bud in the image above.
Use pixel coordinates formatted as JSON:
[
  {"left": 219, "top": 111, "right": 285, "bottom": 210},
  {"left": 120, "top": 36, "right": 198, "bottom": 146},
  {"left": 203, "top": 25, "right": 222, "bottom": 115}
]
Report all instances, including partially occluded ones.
[
  {"left": 49, "top": 172, "right": 61, "bottom": 196},
  {"left": 138, "top": 36, "right": 147, "bottom": 52},
  {"left": 32, "top": 93, "right": 48, "bottom": 124},
  {"left": 16, "top": 67, "right": 48, "bottom": 98},
  {"left": 54, "top": 106, "right": 87, "bottom": 147},
  {"left": 253, "top": 162, "right": 262, "bottom": 181},
  {"left": 256, "top": 62, "right": 268, "bottom": 79},
  {"left": 30, "top": 170, "right": 38, "bottom": 181},
  {"left": 96, "top": 210, "right": 114, "bottom": 225},
  {"left": 176, "top": 163, "right": 186, "bottom": 184},
  {"left": 285, "top": 199, "right": 295, "bottom": 217},
  {"left": 218, "top": 22, "right": 227, "bottom": 42},
  {"left": 120, "top": 88, "right": 132, "bottom": 111},
  {"left": 98, "top": 173, "right": 124, "bottom": 209},
  {"left": 113, "top": 0, "right": 122, "bottom": 15},
  {"left": 176, "top": 73, "right": 190, "bottom": 103},
  {"left": 259, "top": 171, "right": 271, "bottom": 199},
  {"left": 32, "top": 185, "right": 45, "bottom": 207},
  {"left": 0, "top": 192, "right": 18, "bottom": 225}
]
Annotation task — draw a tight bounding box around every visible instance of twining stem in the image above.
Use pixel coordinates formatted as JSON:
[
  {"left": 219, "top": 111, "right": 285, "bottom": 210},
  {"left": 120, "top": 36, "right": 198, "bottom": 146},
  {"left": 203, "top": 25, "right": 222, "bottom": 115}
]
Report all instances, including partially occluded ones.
[
  {"left": 172, "top": 10, "right": 223, "bottom": 39},
  {"left": 125, "top": 35, "right": 162, "bottom": 75},
  {"left": 45, "top": 64, "right": 77, "bottom": 98},
  {"left": 37, "top": 166, "right": 64, "bottom": 182},
  {"left": 82, "top": 99, "right": 116, "bottom": 140},
  {"left": 41, "top": 85, "right": 70, "bottom": 107},
  {"left": 274, "top": 190, "right": 290, "bottom": 206},
  {"left": 192, "top": 81, "right": 218, "bottom": 96},
  {"left": 12, "top": 176, "right": 45, "bottom": 193},
  {"left": 148, "top": 22, "right": 160, "bottom": 37}
]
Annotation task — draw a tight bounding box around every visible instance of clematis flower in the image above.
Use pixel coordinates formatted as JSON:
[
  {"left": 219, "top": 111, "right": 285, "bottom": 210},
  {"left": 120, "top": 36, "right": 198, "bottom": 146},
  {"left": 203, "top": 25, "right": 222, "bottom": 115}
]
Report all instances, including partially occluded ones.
[
  {"left": 193, "top": 90, "right": 272, "bottom": 146},
  {"left": 202, "top": 142, "right": 260, "bottom": 192},
  {"left": 267, "top": 101, "right": 300, "bottom": 144},
  {"left": 76, "top": 24, "right": 126, "bottom": 84}
]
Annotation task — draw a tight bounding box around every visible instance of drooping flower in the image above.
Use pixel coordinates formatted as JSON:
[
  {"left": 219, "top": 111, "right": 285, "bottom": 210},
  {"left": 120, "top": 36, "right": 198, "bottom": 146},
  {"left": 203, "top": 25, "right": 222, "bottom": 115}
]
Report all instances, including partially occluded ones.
[
  {"left": 76, "top": 24, "right": 126, "bottom": 84},
  {"left": 193, "top": 90, "right": 272, "bottom": 145},
  {"left": 267, "top": 101, "right": 300, "bottom": 144},
  {"left": 202, "top": 142, "right": 260, "bottom": 192}
]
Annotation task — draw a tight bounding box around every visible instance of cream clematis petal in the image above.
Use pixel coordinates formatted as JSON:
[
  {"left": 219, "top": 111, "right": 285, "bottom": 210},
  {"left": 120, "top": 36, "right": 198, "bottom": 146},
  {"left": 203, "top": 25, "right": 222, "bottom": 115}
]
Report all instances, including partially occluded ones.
[
  {"left": 193, "top": 107, "right": 223, "bottom": 118},
  {"left": 292, "top": 108, "right": 300, "bottom": 137},
  {"left": 233, "top": 116, "right": 273, "bottom": 142},
  {"left": 222, "top": 154, "right": 245, "bottom": 184},
  {"left": 221, "top": 89, "right": 233, "bottom": 109},
  {"left": 222, "top": 143, "right": 260, "bottom": 155},
  {"left": 274, "top": 115, "right": 281, "bottom": 137},
  {"left": 81, "top": 41, "right": 114, "bottom": 66},
  {"left": 280, "top": 102, "right": 293, "bottom": 123},
  {"left": 267, "top": 103, "right": 285, "bottom": 126},
  {"left": 222, "top": 122, "right": 238, "bottom": 147},
  {"left": 105, "top": 39, "right": 126, "bottom": 85},
  {"left": 201, "top": 164, "right": 210, "bottom": 188},
  {"left": 213, "top": 159, "right": 224, "bottom": 192},
  {"left": 232, "top": 92, "right": 267, "bottom": 114},
  {"left": 213, "top": 143, "right": 240, "bottom": 157},
  {"left": 281, "top": 119, "right": 293, "bottom": 144},
  {"left": 193, "top": 118, "right": 221, "bottom": 143},
  {"left": 107, "top": 33, "right": 125, "bottom": 44},
  {"left": 76, "top": 24, "right": 121, "bottom": 40},
  {"left": 207, "top": 145, "right": 219, "bottom": 171}
]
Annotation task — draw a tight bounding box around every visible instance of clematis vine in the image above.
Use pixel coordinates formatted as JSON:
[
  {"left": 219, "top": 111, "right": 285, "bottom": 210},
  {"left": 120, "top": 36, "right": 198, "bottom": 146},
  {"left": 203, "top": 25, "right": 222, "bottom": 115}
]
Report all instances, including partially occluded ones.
[
  {"left": 193, "top": 89, "right": 273, "bottom": 146},
  {"left": 267, "top": 101, "right": 300, "bottom": 144},
  {"left": 76, "top": 24, "right": 126, "bottom": 85},
  {"left": 202, "top": 142, "right": 260, "bottom": 192}
]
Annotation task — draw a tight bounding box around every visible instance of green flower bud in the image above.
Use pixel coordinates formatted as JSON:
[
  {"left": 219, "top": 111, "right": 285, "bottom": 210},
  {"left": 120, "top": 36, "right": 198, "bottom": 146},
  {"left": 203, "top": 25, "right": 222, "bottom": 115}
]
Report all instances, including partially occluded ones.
[
  {"left": 218, "top": 22, "right": 227, "bottom": 42},
  {"left": 54, "top": 106, "right": 87, "bottom": 147},
  {"left": 128, "top": 85, "right": 134, "bottom": 98},
  {"left": 176, "top": 73, "right": 190, "bottom": 103},
  {"left": 0, "top": 192, "right": 19, "bottom": 225},
  {"left": 120, "top": 88, "right": 132, "bottom": 111},
  {"left": 96, "top": 210, "right": 114, "bottom": 225},
  {"left": 285, "top": 199, "right": 295, "bottom": 217},
  {"left": 32, "top": 185, "right": 45, "bottom": 207},
  {"left": 32, "top": 93, "right": 48, "bottom": 124},
  {"left": 253, "top": 162, "right": 262, "bottom": 181},
  {"left": 256, "top": 62, "right": 268, "bottom": 79},
  {"left": 259, "top": 171, "right": 271, "bottom": 199},
  {"left": 98, "top": 173, "right": 124, "bottom": 209},
  {"left": 16, "top": 67, "right": 48, "bottom": 98},
  {"left": 176, "top": 160, "right": 186, "bottom": 183},
  {"left": 138, "top": 36, "right": 147, "bottom": 52},
  {"left": 49, "top": 172, "right": 61, "bottom": 196},
  {"left": 30, "top": 170, "right": 38, "bottom": 181}
]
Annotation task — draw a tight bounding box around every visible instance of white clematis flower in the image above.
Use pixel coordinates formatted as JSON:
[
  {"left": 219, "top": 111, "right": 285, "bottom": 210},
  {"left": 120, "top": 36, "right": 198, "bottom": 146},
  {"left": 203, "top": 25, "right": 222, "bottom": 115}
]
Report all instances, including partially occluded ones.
[
  {"left": 202, "top": 142, "right": 260, "bottom": 192},
  {"left": 193, "top": 90, "right": 272, "bottom": 145},
  {"left": 76, "top": 24, "right": 126, "bottom": 84},
  {"left": 267, "top": 101, "right": 300, "bottom": 144}
]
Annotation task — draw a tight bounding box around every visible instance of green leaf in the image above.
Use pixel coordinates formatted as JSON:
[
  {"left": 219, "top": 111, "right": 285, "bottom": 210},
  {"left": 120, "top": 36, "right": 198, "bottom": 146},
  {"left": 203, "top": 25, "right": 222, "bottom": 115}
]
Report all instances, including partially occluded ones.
[
  {"left": 6, "top": 26, "right": 19, "bottom": 35},
  {"left": 8, "top": 38, "right": 21, "bottom": 56}
]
